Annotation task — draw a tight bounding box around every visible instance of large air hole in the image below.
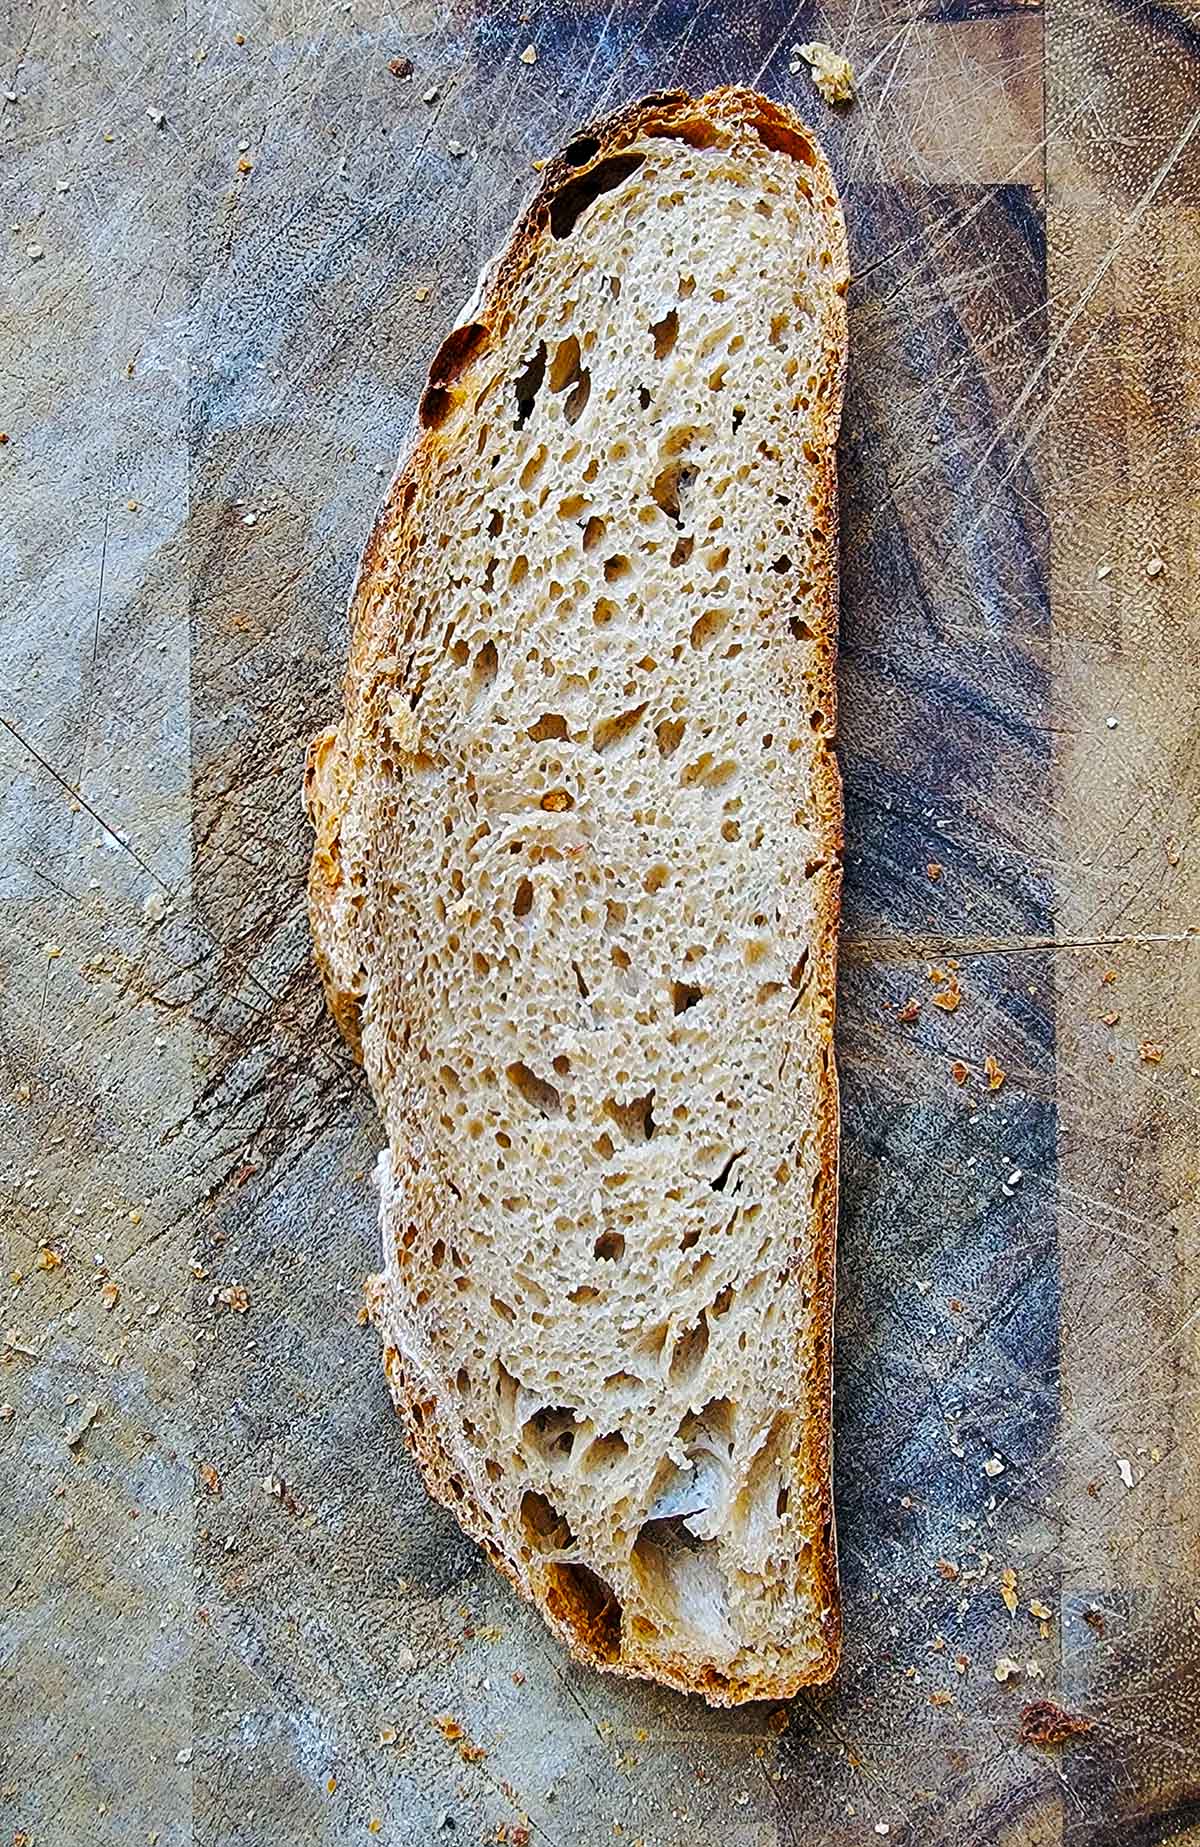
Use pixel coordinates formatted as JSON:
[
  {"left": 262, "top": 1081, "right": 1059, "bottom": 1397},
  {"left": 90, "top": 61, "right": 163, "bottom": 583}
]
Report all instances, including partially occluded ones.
[
  {"left": 520, "top": 1489, "right": 576, "bottom": 1552},
  {"left": 564, "top": 134, "right": 600, "bottom": 165},
  {"left": 650, "top": 460, "right": 693, "bottom": 526},
  {"left": 513, "top": 877, "right": 533, "bottom": 917},
  {"left": 520, "top": 445, "right": 547, "bottom": 490},
  {"left": 506, "top": 1061, "right": 561, "bottom": 1115},
  {"left": 669, "top": 535, "right": 693, "bottom": 567},
  {"left": 468, "top": 639, "right": 498, "bottom": 701},
  {"left": 542, "top": 1561, "right": 622, "bottom": 1662},
  {"left": 548, "top": 151, "right": 645, "bottom": 238},
  {"left": 603, "top": 1092, "right": 655, "bottom": 1142},
  {"left": 711, "top": 1149, "right": 744, "bottom": 1192},
  {"left": 656, "top": 718, "right": 685, "bottom": 757},
  {"left": 578, "top": 1430, "right": 630, "bottom": 1477},
  {"left": 513, "top": 341, "right": 547, "bottom": 428},
  {"left": 650, "top": 307, "right": 679, "bottom": 359},
  {"left": 582, "top": 515, "right": 606, "bottom": 551},
  {"left": 594, "top": 1231, "right": 626, "bottom": 1263},
  {"left": 671, "top": 980, "right": 703, "bottom": 1014},
  {"left": 689, "top": 608, "right": 731, "bottom": 650},
  {"left": 529, "top": 712, "right": 568, "bottom": 742},
  {"left": 593, "top": 702, "right": 647, "bottom": 754},
  {"left": 604, "top": 554, "right": 631, "bottom": 582},
  {"left": 667, "top": 1316, "right": 709, "bottom": 1387},
  {"left": 751, "top": 108, "right": 818, "bottom": 166},
  {"left": 522, "top": 1405, "right": 579, "bottom": 1464}
]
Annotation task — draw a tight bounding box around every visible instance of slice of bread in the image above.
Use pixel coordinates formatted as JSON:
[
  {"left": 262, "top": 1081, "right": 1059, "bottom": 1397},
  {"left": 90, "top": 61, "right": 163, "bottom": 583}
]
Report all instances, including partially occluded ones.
[{"left": 305, "top": 86, "right": 848, "bottom": 1705}]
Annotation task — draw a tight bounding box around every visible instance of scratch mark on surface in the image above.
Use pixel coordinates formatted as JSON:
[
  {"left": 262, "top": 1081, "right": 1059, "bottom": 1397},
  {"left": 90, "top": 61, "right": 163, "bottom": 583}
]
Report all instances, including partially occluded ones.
[
  {"left": 843, "top": 928, "right": 1198, "bottom": 966},
  {"left": 91, "top": 488, "right": 113, "bottom": 666},
  {"left": 0, "top": 712, "right": 166, "bottom": 887}
]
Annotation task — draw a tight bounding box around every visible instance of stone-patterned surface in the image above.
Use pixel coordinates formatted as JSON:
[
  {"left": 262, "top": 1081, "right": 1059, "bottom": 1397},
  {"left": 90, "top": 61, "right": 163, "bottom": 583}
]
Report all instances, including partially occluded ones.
[{"left": 1, "top": 2, "right": 1196, "bottom": 1843}]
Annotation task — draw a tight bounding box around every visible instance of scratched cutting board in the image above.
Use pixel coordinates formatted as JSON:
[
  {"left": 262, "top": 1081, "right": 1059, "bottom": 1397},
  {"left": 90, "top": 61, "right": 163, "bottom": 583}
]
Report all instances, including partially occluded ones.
[{"left": 1, "top": 1, "right": 1197, "bottom": 1843}]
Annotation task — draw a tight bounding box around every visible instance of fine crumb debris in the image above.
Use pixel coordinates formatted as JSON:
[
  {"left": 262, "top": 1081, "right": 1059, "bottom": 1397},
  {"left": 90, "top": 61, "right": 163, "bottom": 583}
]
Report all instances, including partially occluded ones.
[
  {"left": 1018, "top": 1699, "right": 1093, "bottom": 1746},
  {"left": 65, "top": 1399, "right": 102, "bottom": 1447},
  {"left": 790, "top": 41, "right": 856, "bottom": 104}
]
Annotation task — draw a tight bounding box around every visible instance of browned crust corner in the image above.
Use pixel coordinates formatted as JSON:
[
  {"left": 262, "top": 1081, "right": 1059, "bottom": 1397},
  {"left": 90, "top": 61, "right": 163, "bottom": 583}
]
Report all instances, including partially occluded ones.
[{"left": 309, "top": 86, "right": 849, "bottom": 1705}]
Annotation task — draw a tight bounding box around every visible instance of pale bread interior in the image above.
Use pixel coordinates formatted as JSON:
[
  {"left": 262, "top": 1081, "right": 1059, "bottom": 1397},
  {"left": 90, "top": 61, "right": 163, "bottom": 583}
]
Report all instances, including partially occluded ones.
[{"left": 306, "top": 88, "right": 848, "bottom": 1704}]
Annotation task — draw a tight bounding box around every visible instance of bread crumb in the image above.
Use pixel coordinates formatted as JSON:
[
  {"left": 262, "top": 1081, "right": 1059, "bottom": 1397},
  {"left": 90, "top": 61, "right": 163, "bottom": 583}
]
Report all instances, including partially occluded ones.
[
  {"left": 929, "top": 1689, "right": 952, "bottom": 1707},
  {"left": 1096, "top": 561, "right": 1112, "bottom": 579},
  {"left": 1029, "top": 1599, "right": 1052, "bottom": 1622},
  {"left": 927, "top": 862, "right": 942, "bottom": 881},
  {"left": 936, "top": 1558, "right": 960, "bottom": 1580},
  {"left": 994, "top": 1656, "right": 1021, "bottom": 1683},
  {"left": 1138, "top": 1041, "right": 1163, "bottom": 1064},
  {"left": 896, "top": 997, "right": 920, "bottom": 1023},
  {"left": 1146, "top": 557, "right": 1164, "bottom": 577},
  {"left": 1000, "top": 1567, "right": 1018, "bottom": 1615},
  {"left": 950, "top": 1060, "right": 970, "bottom": 1085},
  {"left": 791, "top": 41, "right": 855, "bottom": 104},
  {"left": 1116, "top": 1456, "right": 1134, "bottom": 1489},
  {"left": 388, "top": 57, "right": 414, "bottom": 79},
  {"left": 983, "top": 1455, "right": 1005, "bottom": 1478},
  {"left": 1019, "top": 1699, "right": 1092, "bottom": 1746},
  {"left": 519, "top": 43, "right": 537, "bottom": 64},
  {"left": 983, "top": 1054, "right": 1006, "bottom": 1090}
]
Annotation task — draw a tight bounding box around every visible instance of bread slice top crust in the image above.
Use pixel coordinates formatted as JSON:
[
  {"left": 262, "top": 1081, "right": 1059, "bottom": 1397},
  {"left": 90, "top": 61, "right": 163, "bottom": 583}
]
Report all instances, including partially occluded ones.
[{"left": 306, "top": 86, "right": 848, "bottom": 1705}]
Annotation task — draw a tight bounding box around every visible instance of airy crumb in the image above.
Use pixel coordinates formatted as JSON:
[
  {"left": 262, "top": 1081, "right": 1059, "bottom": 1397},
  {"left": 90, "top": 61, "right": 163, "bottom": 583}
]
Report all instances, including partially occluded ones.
[{"left": 791, "top": 40, "right": 856, "bottom": 104}]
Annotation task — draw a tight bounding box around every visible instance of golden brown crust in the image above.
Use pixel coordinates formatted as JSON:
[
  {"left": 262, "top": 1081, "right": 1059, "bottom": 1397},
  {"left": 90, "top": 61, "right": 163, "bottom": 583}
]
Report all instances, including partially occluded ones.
[{"left": 309, "top": 86, "right": 848, "bottom": 1705}]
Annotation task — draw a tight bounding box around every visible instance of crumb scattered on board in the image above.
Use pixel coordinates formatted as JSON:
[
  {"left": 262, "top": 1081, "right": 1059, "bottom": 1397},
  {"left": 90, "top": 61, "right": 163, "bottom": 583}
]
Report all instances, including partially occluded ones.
[
  {"left": 1018, "top": 1699, "right": 1094, "bottom": 1746},
  {"left": 790, "top": 41, "right": 855, "bottom": 105}
]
